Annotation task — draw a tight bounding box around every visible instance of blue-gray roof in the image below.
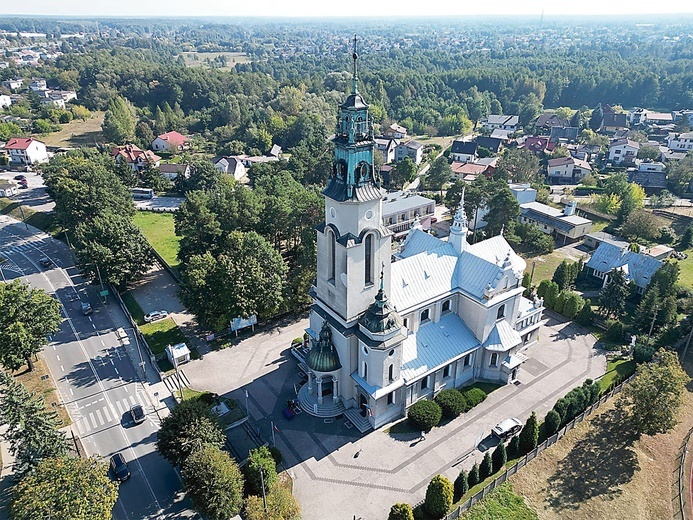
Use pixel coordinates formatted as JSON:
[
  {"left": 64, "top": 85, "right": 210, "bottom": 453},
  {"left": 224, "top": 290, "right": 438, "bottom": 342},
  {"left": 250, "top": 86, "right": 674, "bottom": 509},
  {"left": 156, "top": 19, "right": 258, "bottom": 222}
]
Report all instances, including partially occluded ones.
[{"left": 586, "top": 242, "right": 662, "bottom": 289}]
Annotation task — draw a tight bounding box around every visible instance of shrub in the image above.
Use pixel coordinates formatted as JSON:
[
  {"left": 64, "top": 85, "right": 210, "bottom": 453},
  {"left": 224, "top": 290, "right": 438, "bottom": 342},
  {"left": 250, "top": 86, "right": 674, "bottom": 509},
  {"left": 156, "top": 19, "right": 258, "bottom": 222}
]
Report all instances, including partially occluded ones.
[
  {"left": 544, "top": 282, "right": 560, "bottom": 309},
  {"left": 268, "top": 446, "right": 283, "bottom": 465},
  {"left": 659, "top": 226, "right": 677, "bottom": 244},
  {"left": 388, "top": 503, "right": 414, "bottom": 520},
  {"left": 468, "top": 463, "right": 480, "bottom": 487},
  {"left": 634, "top": 344, "right": 656, "bottom": 364},
  {"left": 575, "top": 302, "right": 594, "bottom": 326},
  {"left": 562, "top": 292, "right": 585, "bottom": 319},
  {"left": 604, "top": 320, "right": 624, "bottom": 343},
  {"left": 453, "top": 470, "right": 468, "bottom": 502},
  {"left": 479, "top": 452, "right": 493, "bottom": 481},
  {"left": 554, "top": 291, "right": 567, "bottom": 314},
  {"left": 408, "top": 400, "right": 443, "bottom": 431},
  {"left": 544, "top": 410, "right": 561, "bottom": 436},
  {"left": 244, "top": 446, "right": 277, "bottom": 496},
  {"left": 508, "top": 435, "right": 520, "bottom": 457},
  {"left": 245, "top": 487, "right": 301, "bottom": 520},
  {"left": 424, "top": 475, "right": 453, "bottom": 519},
  {"left": 519, "top": 412, "right": 539, "bottom": 453},
  {"left": 680, "top": 225, "right": 693, "bottom": 249},
  {"left": 537, "top": 279, "right": 553, "bottom": 298},
  {"left": 460, "top": 387, "right": 487, "bottom": 408},
  {"left": 434, "top": 389, "right": 467, "bottom": 419},
  {"left": 492, "top": 442, "right": 507, "bottom": 473}
]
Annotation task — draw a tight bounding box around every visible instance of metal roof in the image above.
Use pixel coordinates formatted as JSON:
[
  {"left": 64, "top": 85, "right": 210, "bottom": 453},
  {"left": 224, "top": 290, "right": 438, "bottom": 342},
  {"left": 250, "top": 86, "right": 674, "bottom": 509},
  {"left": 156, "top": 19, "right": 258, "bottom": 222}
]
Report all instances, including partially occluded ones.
[
  {"left": 483, "top": 320, "right": 522, "bottom": 352},
  {"left": 586, "top": 242, "right": 662, "bottom": 289},
  {"left": 382, "top": 191, "right": 435, "bottom": 216},
  {"left": 400, "top": 313, "right": 480, "bottom": 382}
]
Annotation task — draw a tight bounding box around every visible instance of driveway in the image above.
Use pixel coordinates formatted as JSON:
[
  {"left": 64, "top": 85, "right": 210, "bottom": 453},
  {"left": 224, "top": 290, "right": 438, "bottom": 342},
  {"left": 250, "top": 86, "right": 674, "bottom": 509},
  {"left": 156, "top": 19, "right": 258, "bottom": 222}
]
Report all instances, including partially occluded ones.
[{"left": 183, "top": 311, "right": 605, "bottom": 519}]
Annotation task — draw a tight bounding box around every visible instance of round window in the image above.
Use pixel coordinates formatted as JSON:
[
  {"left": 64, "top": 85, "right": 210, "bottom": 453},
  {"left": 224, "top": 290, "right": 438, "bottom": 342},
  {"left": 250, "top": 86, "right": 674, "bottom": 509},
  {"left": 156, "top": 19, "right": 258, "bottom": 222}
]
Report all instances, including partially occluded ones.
[
  {"left": 362, "top": 346, "right": 368, "bottom": 355},
  {"left": 329, "top": 207, "right": 336, "bottom": 218},
  {"left": 388, "top": 349, "right": 395, "bottom": 357},
  {"left": 365, "top": 210, "right": 373, "bottom": 220}
]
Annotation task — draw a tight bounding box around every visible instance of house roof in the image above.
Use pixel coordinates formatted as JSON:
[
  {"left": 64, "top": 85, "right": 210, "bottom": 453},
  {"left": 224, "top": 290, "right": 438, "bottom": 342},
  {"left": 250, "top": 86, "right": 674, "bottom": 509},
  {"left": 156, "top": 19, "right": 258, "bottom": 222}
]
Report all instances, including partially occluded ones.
[
  {"left": 483, "top": 320, "right": 522, "bottom": 352},
  {"left": 628, "top": 170, "right": 667, "bottom": 189},
  {"left": 602, "top": 113, "right": 627, "bottom": 128},
  {"left": 520, "top": 136, "right": 553, "bottom": 153},
  {"left": 112, "top": 144, "right": 161, "bottom": 164},
  {"left": 647, "top": 112, "right": 673, "bottom": 122},
  {"left": 610, "top": 139, "right": 640, "bottom": 149},
  {"left": 5, "top": 137, "right": 43, "bottom": 150},
  {"left": 672, "top": 132, "right": 693, "bottom": 140},
  {"left": 155, "top": 131, "right": 188, "bottom": 147},
  {"left": 486, "top": 114, "right": 519, "bottom": 126},
  {"left": 586, "top": 242, "right": 662, "bottom": 289},
  {"left": 535, "top": 113, "right": 568, "bottom": 128},
  {"left": 451, "top": 140, "right": 477, "bottom": 155},
  {"left": 520, "top": 201, "right": 592, "bottom": 231},
  {"left": 158, "top": 163, "right": 189, "bottom": 174},
  {"left": 382, "top": 191, "right": 434, "bottom": 216},
  {"left": 400, "top": 313, "right": 480, "bottom": 382},
  {"left": 402, "top": 140, "right": 423, "bottom": 150},
  {"left": 388, "top": 123, "right": 407, "bottom": 134},
  {"left": 489, "top": 129, "right": 510, "bottom": 140},
  {"left": 451, "top": 162, "right": 487, "bottom": 176},
  {"left": 547, "top": 156, "right": 592, "bottom": 171},
  {"left": 476, "top": 136, "right": 503, "bottom": 152},
  {"left": 269, "top": 144, "right": 282, "bottom": 157},
  {"left": 585, "top": 231, "right": 629, "bottom": 248}
]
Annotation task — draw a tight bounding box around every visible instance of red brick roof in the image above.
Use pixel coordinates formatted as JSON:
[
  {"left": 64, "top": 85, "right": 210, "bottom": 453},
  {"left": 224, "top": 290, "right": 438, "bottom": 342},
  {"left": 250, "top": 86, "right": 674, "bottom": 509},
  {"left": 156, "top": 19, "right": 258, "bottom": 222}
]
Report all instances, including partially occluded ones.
[
  {"left": 156, "top": 131, "right": 188, "bottom": 147},
  {"left": 111, "top": 144, "right": 161, "bottom": 164},
  {"left": 5, "top": 137, "right": 42, "bottom": 150}
]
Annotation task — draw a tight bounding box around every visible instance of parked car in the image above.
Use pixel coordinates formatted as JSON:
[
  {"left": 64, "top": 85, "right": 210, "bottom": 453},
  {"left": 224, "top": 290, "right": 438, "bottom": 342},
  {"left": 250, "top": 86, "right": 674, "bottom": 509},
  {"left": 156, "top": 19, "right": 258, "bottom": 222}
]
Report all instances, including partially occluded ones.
[
  {"left": 81, "top": 302, "right": 93, "bottom": 316},
  {"left": 116, "top": 327, "right": 128, "bottom": 340},
  {"left": 38, "top": 257, "right": 52, "bottom": 268},
  {"left": 109, "top": 453, "right": 130, "bottom": 482},
  {"left": 144, "top": 310, "right": 168, "bottom": 323},
  {"left": 130, "top": 404, "right": 145, "bottom": 425},
  {"left": 66, "top": 292, "right": 79, "bottom": 302},
  {"left": 491, "top": 417, "right": 523, "bottom": 440},
  {"left": 13, "top": 174, "right": 26, "bottom": 181}
]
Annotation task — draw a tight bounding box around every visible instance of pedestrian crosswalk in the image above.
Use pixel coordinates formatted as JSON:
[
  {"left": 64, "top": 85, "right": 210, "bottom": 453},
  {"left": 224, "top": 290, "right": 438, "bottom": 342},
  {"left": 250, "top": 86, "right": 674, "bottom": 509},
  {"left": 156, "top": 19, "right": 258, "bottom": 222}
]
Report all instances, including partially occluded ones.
[
  {"left": 0, "top": 241, "right": 47, "bottom": 255},
  {"left": 74, "top": 394, "right": 149, "bottom": 435}
]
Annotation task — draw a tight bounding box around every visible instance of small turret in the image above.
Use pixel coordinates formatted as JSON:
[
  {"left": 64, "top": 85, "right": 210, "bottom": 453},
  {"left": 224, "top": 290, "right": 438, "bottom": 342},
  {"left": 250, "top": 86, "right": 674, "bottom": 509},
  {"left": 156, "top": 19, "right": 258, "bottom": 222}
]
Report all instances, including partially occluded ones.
[{"left": 449, "top": 187, "right": 469, "bottom": 255}]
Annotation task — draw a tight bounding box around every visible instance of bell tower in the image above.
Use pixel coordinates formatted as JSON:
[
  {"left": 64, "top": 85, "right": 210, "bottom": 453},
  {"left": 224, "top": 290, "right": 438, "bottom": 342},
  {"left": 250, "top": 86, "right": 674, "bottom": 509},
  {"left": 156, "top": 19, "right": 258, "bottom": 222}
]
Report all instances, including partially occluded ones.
[{"left": 315, "top": 36, "right": 392, "bottom": 324}]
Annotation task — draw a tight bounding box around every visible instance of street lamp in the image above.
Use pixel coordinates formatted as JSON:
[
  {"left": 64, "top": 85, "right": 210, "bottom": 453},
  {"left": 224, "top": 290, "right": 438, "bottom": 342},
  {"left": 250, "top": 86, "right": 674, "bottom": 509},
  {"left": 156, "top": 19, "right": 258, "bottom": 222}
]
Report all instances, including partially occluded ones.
[{"left": 118, "top": 326, "right": 147, "bottom": 377}]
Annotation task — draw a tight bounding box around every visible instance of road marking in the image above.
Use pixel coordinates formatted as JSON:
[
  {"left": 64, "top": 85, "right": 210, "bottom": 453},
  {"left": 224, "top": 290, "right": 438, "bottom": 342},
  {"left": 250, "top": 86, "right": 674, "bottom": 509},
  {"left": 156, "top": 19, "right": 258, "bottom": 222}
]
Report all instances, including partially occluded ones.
[
  {"left": 95, "top": 409, "right": 104, "bottom": 426},
  {"left": 129, "top": 395, "right": 137, "bottom": 406},
  {"left": 76, "top": 418, "right": 85, "bottom": 435},
  {"left": 56, "top": 355, "right": 60, "bottom": 361},
  {"left": 114, "top": 367, "right": 119, "bottom": 375},
  {"left": 100, "top": 339, "right": 105, "bottom": 346},
  {"left": 103, "top": 406, "right": 113, "bottom": 422},
  {"left": 69, "top": 388, "right": 74, "bottom": 396},
  {"left": 88, "top": 316, "right": 92, "bottom": 322},
  {"left": 92, "top": 323, "right": 96, "bottom": 330},
  {"left": 115, "top": 400, "right": 124, "bottom": 415},
  {"left": 60, "top": 365, "right": 64, "bottom": 372},
  {"left": 89, "top": 413, "right": 97, "bottom": 429},
  {"left": 110, "top": 359, "right": 114, "bottom": 366}
]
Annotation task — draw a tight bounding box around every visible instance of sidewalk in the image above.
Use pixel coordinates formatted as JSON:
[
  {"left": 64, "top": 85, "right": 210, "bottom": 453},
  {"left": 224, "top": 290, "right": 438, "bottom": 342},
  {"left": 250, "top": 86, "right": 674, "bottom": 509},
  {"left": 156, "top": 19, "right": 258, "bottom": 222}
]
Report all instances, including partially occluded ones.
[{"left": 0, "top": 427, "right": 15, "bottom": 520}]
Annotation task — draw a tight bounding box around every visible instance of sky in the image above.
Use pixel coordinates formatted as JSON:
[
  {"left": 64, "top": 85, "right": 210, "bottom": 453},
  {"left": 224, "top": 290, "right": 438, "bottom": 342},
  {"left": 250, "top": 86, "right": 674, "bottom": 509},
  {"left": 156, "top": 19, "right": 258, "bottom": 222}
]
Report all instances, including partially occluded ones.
[{"left": 3, "top": 0, "right": 693, "bottom": 18}]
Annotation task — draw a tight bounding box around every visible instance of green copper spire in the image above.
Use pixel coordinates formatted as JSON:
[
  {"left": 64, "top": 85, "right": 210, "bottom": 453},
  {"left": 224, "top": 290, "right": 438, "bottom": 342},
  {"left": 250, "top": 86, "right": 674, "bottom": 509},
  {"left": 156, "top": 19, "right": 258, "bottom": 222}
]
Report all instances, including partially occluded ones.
[{"left": 352, "top": 34, "right": 359, "bottom": 94}]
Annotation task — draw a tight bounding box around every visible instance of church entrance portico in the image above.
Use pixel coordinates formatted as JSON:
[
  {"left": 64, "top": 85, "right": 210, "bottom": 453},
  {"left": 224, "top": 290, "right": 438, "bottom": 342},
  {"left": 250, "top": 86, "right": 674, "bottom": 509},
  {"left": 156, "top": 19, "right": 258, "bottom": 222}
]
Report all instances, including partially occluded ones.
[{"left": 297, "top": 373, "right": 345, "bottom": 418}]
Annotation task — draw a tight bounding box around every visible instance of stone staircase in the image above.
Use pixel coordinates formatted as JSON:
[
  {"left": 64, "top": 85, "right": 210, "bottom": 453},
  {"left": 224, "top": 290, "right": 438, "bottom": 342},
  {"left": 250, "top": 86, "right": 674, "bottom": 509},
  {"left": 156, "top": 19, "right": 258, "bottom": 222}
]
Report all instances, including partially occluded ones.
[
  {"left": 344, "top": 408, "right": 373, "bottom": 434},
  {"left": 297, "top": 383, "right": 345, "bottom": 418}
]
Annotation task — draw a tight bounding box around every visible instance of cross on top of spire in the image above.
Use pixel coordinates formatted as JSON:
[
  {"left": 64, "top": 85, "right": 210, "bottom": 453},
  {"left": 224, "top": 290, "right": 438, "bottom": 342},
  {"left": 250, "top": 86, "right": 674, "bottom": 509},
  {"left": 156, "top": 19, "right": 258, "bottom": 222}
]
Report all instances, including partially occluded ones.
[
  {"left": 352, "top": 35, "right": 359, "bottom": 94},
  {"left": 453, "top": 187, "right": 468, "bottom": 226}
]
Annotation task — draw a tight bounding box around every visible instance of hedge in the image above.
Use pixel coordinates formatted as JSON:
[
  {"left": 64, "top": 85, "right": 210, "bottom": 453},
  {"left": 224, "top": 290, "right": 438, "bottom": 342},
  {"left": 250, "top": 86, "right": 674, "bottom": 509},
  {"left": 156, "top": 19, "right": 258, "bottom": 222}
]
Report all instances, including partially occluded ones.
[
  {"left": 460, "top": 387, "right": 487, "bottom": 408},
  {"left": 408, "top": 400, "right": 442, "bottom": 431},
  {"left": 434, "top": 389, "right": 467, "bottom": 419}
]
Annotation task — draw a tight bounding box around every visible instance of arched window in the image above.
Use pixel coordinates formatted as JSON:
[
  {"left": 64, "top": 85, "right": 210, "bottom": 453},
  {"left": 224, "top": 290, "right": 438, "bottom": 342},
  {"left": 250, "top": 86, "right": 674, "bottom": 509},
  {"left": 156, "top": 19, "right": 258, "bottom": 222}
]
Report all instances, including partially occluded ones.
[
  {"left": 328, "top": 230, "right": 336, "bottom": 283},
  {"left": 388, "top": 364, "right": 394, "bottom": 382},
  {"left": 490, "top": 353, "right": 498, "bottom": 366},
  {"left": 497, "top": 304, "right": 505, "bottom": 320},
  {"left": 362, "top": 362, "right": 368, "bottom": 380},
  {"left": 364, "top": 234, "right": 374, "bottom": 285}
]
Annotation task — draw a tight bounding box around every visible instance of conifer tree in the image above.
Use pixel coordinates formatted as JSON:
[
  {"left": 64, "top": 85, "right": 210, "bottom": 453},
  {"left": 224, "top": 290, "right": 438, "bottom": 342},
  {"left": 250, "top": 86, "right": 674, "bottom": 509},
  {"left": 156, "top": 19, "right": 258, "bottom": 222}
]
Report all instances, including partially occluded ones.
[
  {"left": 453, "top": 470, "right": 469, "bottom": 502},
  {"left": 492, "top": 441, "right": 507, "bottom": 473},
  {"left": 519, "top": 412, "right": 539, "bottom": 453},
  {"left": 468, "top": 462, "right": 480, "bottom": 487},
  {"left": 479, "top": 452, "right": 493, "bottom": 481}
]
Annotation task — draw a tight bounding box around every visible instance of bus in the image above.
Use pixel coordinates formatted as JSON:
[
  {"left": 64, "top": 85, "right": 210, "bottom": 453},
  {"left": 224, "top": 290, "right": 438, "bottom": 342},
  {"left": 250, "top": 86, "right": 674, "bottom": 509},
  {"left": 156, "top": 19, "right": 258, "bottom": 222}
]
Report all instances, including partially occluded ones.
[{"left": 131, "top": 188, "right": 154, "bottom": 200}]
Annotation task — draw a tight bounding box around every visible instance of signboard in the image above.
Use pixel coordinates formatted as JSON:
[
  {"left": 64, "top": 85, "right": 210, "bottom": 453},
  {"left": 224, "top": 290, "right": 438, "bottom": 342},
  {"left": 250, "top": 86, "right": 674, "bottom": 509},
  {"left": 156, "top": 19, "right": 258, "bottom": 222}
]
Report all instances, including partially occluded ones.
[
  {"left": 230, "top": 315, "right": 257, "bottom": 334},
  {"left": 100, "top": 290, "right": 109, "bottom": 297}
]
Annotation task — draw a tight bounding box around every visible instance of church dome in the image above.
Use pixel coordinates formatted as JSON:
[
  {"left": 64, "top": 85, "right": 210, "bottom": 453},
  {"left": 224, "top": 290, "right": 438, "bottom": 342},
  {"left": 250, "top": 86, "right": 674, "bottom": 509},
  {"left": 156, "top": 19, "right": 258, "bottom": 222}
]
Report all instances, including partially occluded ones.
[
  {"left": 306, "top": 322, "right": 342, "bottom": 373},
  {"left": 359, "top": 274, "right": 403, "bottom": 336},
  {"left": 340, "top": 93, "right": 368, "bottom": 110}
]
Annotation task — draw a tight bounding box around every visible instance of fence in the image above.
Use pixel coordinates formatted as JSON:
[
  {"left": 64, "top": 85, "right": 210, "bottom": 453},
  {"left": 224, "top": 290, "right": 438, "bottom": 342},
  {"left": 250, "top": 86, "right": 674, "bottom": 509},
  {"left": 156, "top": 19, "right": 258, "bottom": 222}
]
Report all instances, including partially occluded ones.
[
  {"left": 673, "top": 426, "right": 693, "bottom": 520},
  {"left": 443, "top": 374, "right": 636, "bottom": 519}
]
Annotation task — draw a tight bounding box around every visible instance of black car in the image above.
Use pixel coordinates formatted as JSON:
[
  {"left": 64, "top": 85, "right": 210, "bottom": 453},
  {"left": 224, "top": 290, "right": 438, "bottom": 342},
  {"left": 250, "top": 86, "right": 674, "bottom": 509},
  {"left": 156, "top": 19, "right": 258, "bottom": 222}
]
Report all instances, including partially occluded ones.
[
  {"left": 13, "top": 174, "right": 26, "bottom": 181},
  {"left": 130, "top": 404, "right": 145, "bottom": 425},
  {"left": 110, "top": 453, "right": 130, "bottom": 482},
  {"left": 81, "top": 302, "right": 93, "bottom": 316},
  {"left": 38, "top": 257, "right": 52, "bottom": 268}
]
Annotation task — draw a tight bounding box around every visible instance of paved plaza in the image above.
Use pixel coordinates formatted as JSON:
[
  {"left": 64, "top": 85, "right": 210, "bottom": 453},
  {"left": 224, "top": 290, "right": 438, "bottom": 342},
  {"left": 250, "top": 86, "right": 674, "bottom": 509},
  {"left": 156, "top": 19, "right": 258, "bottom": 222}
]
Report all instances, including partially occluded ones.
[{"left": 183, "top": 311, "right": 606, "bottom": 520}]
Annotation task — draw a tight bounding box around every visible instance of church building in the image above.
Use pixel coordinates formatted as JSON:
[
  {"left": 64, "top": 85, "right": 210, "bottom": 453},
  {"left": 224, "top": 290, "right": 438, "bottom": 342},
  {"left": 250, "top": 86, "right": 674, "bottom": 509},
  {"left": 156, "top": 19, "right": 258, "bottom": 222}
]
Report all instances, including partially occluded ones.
[{"left": 297, "top": 42, "right": 544, "bottom": 432}]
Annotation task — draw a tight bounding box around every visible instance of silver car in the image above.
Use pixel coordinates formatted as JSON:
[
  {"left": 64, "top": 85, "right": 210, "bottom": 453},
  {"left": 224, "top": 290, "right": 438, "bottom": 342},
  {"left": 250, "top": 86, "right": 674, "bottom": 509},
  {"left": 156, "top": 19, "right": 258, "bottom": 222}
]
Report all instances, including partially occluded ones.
[
  {"left": 144, "top": 310, "right": 168, "bottom": 323},
  {"left": 491, "top": 417, "right": 523, "bottom": 440}
]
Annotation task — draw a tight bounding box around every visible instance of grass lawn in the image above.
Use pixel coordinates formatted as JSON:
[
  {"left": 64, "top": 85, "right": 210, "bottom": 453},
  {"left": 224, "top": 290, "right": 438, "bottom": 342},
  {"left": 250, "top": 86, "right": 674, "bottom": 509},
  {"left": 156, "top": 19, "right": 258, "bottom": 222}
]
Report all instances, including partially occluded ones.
[
  {"left": 139, "top": 317, "right": 187, "bottom": 356},
  {"left": 676, "top": 249, "right": 693, "bottom": 288},
  {"left": 39, "top": 112, "right": 105, "bottom": 148},
  {"left": 133, "top": 211, "right": 181, "bottom": 270},
  {"left": 599, "top": 358, "right": 636, "bottom": 394},
  {"left": 179, "top": 51, "right": 251, "bottom": 69},
  {"left": 121, "top": 291, "right": 145, "bottom": 325},
  {"left": 460, "top": 483, "right": 537, "bottom": 519},
  {"left": 0, "top": 198, "right": 61, "bottom": 235},
  {"left": 462, "top": 381, "right": 503, "bottom": 395},
  {"left": 13, "top": 355, "right": 71, "bottom": 427}
]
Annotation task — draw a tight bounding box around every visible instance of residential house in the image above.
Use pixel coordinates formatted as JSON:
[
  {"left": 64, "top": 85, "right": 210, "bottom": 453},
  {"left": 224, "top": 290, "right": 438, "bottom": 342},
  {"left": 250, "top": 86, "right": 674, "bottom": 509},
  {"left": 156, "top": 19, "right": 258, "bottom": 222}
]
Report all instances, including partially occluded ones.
[
  {"left": 40, "top": 97, "right": 65, "bottom": 109},
  {"left": 585, "top": 242, "right": 662, "bottom": 294},
  {"left": 384, "top": 123, "right": 407, "bottom": 140},
  {"left": 45, "top": 90, "right": 77, "bottom": 103},
  {"left": 519, "top": 136, "right": 554, "bottom": 155},
  {"left": 534, "top": 113, "right": 568, "bottom": 133},
  {"left": 450, "top": 140, "right": 478, "bottom": 163},
  {"left": 0, "top": 181, "right": 18, "bottom": 197},
  {"left": 238, "top": 155, "right": 280, "bottom": 168},
  {"left": 645, "top": 112, "right": 674, "bottom": 126},
  {"left": 214, "top": 156, "right": 247, "bottom": 180},
  {"left": 549, "top": 126, "right": 579, "bottom": 143},
  {"left": 381, "top": 190, "right": 436, "bottom": 237},
  {"left": 450, "top": 161, "right": 487, "bottom": 182},
  {"left": 607, "top": 139, "right": 639, "bottom": 165},
  {"left": 667, "top": 132, "right": 693, "bottom": 153},
  {"left": 158, "top": 163, "right": 190, "bottom": 181},
  {"left": 643, "top": 245, "right": 674, "bottom": 261},
  {"left": 1, "top": 78, "right": 23, "bottom": 90},
  {"left": 29, "top": 78, "right": 47, "bottom": 92},
  {"left": 628, "top": 107, "right": 648, "bottom": 126},
  {"left": 489, "top": 129, "right": 511, "bottom": 141},
  {"left": 628, "top": 169, "right": 667, "bottom": 195},
  {"left": 4, "top": 137, "right": 49, "bottom": 165},
  {"left": 476, "top": 136, "right": 503, "bottom": 154},
  {"left": 476, "top": 157, "right": 499, "bottom": 176},
  {"left": 636, "top": 161, "right": 664, "bottom": 173},
  {"left": 112, "top": 144, "right": 161, "bottom": 172},
  {"left": 0, "top": 95, "right": 11, "bottom": 109},
  {"left": 519, "top": 200, "right": 592, "bottom": 244},
  {"left": 583, "top": 231, "right": 628, "bottom": 250},
  {"left": 480, "top": 114, "right": 519, "bottom": 132},
  {"left": 151, "top": 131, "right": 189, "bottom": 153},
  {"left": 600, "top": 113, "right": 628, "bottom": 133},
  {"left": 395, "top": 140, "right": 424, "bottom": 165},
  {"left": 547, "top": 156, "right": 592, "bottom": 184},
  {"left": 375, "top": 137, "right": 397, "bottom": 164}
]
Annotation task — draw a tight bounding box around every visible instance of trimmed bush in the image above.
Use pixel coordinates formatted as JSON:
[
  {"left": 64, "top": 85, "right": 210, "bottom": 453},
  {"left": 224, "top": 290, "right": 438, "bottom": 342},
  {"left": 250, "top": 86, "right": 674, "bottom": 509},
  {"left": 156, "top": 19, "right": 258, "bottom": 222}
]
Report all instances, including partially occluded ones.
[
  {"left": 468, "top": 462, "right": 480, "bottom": 487},
  {"left": 508, "top": 435, "right": 520, "bottom": 457},
  {"left": 575, "top": 302, "right": 594, "bottom": 326},
  {"left": 244, "top": 446, "right": 277, "bottom": 496},
  {"left": 544, "top": 282, "right": 560, "bottom": 309},
  {"left": 544, "top": 409, "right": 561, "bottom": 436},
  {"left": 554, "top": 291, "right": 567, "bottom": 314},
  {"left": 434, "top": 389, "right": 467, "bottom": 419},
  {"left": 424, "top": 475, "right": 453, "bottom": 519},
  {"left": 460, "top": 387, "right": 487, "bottom": 408},
  {"left": 634, "top": 344, "right": 656, "bottom": 364},
  {"left": 479, "top": 452, "right": 493, "bottom": 481},
  {"left": 388, "top": 503, "right": 414, "bottom": 520},
  {"left": 245, "top": 487, "right": 300, "bottom": 520},
  {"left": 492, "top": 442, "right": 507, "bottom": 473},
  {"left": 453, "top": 470, "right": 468, "bottom": 502},
  {"left": 268, "top": 446, "right": 283, "bottom": 465},
  {"left": 604, "top": 320, "right": 624, "bottom": 343},
  {"left": 408, "top": 400, "right": 442, "bottom": 431},
  {"left": 519, "top": 412, "right": 539, "bottom": 453}
]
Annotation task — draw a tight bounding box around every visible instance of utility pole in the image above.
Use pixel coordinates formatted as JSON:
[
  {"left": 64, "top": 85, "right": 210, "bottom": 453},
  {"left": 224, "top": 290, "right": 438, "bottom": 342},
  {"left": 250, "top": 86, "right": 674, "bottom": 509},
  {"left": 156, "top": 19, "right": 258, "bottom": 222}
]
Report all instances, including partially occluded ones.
[
  {"left": 530, "top": 260, "right": 537, "bottom": 286},
  {"left": 646, "top": 304, "right": 658, "bottom": 346},
  {"left": 259, "top": 466, "right": 267, "bottom": 511}
]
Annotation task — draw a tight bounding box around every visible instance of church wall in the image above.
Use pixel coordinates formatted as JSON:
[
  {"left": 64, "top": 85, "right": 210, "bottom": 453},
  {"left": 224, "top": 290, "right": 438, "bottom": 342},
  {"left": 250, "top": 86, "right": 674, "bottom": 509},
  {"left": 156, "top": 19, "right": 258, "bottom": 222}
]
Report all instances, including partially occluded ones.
[{"left": 457, "top": 294, "right": 490, "bottom": 340}]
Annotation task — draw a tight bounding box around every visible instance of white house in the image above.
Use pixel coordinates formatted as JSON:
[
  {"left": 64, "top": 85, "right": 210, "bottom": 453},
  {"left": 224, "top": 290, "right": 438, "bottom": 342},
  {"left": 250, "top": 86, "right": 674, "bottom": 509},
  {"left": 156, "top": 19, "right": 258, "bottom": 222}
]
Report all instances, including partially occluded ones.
[
  {"left": 151, "top": 131, "right": 189, "bottom": 153},
  {"left": 519, "top": 201, "right": 592, "bottom": 244},
  {"left": 375, "top": 137, "right": 397, "bottom": 164},
  {"left": 4, "top": 137, "right": 49, "bottom": 165},
  {"left": 41, "top": 97, "right": 66, "bottom": 109},
  {"left": 480, "top": 115, "right": 519, "bottom": 132},
  {"left": 450, "top": 140, "right": 478, "bottom": 163},
  {"left": 667, "top": 132, "right": 693, "bottom": 153},
  {"left": 214, "top": 156, "right": 247, "bottom": 180},
  {"left": 395, "top": 140, "right": 424, "bottom": 165},
  {"left": 384, "top": 123, "right": 407, "bottom": 140},
  {"left": 0, "top": 181, "right": 18, "bottom": 197},
  {"left": 0, "top": 95, "right": 11, "bottom": 109},
  {"left": 381, "top": 190, "right": 435, "bottom": 237},
  {"left": 294, "top": 56, "right": 543, "bottom": 433},
  {"left": 1, "top": 79, "right": 23, "bottom": 90},
  {"left": 546, "top": 156, "right": 592, "bottom": 184},
  {"left": 607, "top": 139, "right": 639, "bottom": 165}
]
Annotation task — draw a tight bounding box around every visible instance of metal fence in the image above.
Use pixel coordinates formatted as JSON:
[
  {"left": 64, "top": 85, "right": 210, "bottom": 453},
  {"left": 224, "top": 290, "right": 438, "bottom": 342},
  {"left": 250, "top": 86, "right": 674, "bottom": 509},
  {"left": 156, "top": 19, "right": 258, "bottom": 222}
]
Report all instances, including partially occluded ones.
[
  {"left": 673, "top": 426, "right": 693, "bottom": 520},
  {"left": 443, "top": 375, "right": 636, "bottom": 519}
]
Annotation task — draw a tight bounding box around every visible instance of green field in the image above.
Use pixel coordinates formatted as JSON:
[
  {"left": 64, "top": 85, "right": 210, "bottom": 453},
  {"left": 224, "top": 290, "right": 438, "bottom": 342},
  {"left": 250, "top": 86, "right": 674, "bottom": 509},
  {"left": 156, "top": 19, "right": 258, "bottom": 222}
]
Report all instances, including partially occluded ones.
[
  {"left": 677, "top": 248, "right": 693, "bottom": 288},
  {"left": 461, "top": 483, "right": 537, "bottom": 520},
  {"left": 133, "top": 211, "right": 181, "bottom": 269},
  {"left": 179, "top": 51, "right": 250, "bottom": 70},
  {"left": 139, "top": 317, "right": 187, "bottom": 356}
]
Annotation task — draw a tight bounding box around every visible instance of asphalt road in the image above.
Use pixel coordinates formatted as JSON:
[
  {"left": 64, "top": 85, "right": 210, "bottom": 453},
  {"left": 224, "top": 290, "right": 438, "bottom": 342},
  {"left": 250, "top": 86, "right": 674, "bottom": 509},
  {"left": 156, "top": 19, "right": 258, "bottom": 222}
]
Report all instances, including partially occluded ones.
[{"left": 0, "top": 216, "right": 193, "bottom": 519}]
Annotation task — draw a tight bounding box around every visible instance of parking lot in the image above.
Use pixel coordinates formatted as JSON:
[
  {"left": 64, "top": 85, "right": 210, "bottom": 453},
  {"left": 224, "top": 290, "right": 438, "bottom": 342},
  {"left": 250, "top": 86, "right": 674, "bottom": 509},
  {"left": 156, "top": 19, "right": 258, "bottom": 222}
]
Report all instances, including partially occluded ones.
[{"left": 0, "top": 168, "right": 55, "bottom": 213}]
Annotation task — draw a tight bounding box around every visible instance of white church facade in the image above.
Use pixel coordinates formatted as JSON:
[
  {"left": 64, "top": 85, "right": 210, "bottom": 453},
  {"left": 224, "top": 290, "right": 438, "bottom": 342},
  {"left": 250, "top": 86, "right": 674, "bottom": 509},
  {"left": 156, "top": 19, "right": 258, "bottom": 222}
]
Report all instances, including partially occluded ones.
[{"left": 296, "top": 46, "right": 544, "bottom": 432}]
